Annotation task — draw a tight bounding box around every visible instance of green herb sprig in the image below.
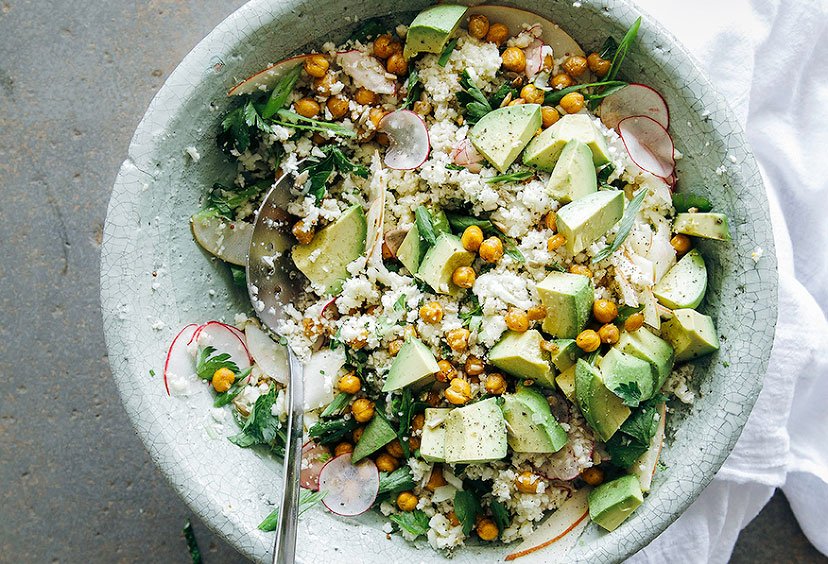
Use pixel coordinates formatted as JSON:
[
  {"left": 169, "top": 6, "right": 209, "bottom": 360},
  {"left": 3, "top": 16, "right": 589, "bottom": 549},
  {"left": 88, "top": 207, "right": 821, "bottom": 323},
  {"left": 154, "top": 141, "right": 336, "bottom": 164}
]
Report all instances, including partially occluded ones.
[
  {"left": 438, "top": 38, "right": 458, "bottom": 67},
  {"left": 544, "top": 80, "right": 627, "bottom": 106},
  {"left": 445, "top": 212, "right": 526, "bottom": 263},
  {"left": 485, "top": 170, "right": 535, "bottom": 184},
  {"left": 390, "top": 510, "right": 430, "bottom": 538},
  {"left": 401, "top": 69, "right": 422, "bottom": 110},
  {"left": 272, "top": 109, "right": 356, "bottom": 138},
  {"left": 258, "top": 489, "right": 328, "bottom": 531},
  {"left": 182, "top": 521, "right": 202, "bottom": 564},
  {"left": 592, "top": 188, "right": 648, "bottom": 264},
  {"left": 196, "top": 346, "right": 240, "bottom": 381},
  {"left": 299, "top": 145, "right": 369, "bottom": 202}
]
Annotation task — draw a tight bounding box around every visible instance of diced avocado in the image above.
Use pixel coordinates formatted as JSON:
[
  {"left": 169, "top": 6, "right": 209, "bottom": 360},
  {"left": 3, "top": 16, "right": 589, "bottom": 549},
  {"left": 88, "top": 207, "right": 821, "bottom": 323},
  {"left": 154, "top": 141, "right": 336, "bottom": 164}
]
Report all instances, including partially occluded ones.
[
  {"left": 653, "top": 249, "right": 707, "bottom": 309},
  {"left": 416, "top": 233, "right": 475, "bottom": 295},
  {"left": 556, "top": 190, "right": 625, "bottom": 254},
  {"left": 469, "top": 104, "right": 542, "bottom": 172},
  {"left": 382, "top": 337, "right": 439, "bottom": 391},
  {"left": 536, "top": 272, "right": 594, "bottom": 338},
  {"left": 397, "top": 224, "right": 421, "bottom": 274},
  {"left": 673, "top": 212, "right": 731, "bottom": 241},
  {"left": 617, "top": 328, "right": 675, "bottom": 392},
  {"left": 555, "top": 365, "right": 577, "bottom": 404},
  {"left": 431, "top": 209, "right": 451, "bottom": 235},
  {"left": 588, "top": 474, "right": 644, "bottom": 532},
  {"left": 443, "top": 398, "right": 507, "bottom": 464},
  {"left": 403, "top": 4, "right": 468, "bottom": 59},
  {"left": 351, "top": 414, "right": 397, "bottom": 463},
  {"left": 546, "top": 140, "right": 598, "bottom": 204},
  {"left": 661, "top": 309, "right": 720, "bottom": 362},
  {"left": 489, "top": 330, "right": 556, "bottom": 388},
  {"left": 502, "top": 386, "right": 567, "bottom": 453},
  {"left": 598, "top": 347, "right": 655, "bottom": 404},
  {"left": 420, "top": 408, "right": 452, "bottom": 462},
  {"left": 574, "top": 359, "right": 631, "bottom": 442},
  {"left": 523, "top": 114, "right": 611, "bottom": 171},
  {"left": 292, "top": 204, "right": 367, "bottom": 294},
  {"left": 548, "top": 338, "right": 581, "bottom": 372}
]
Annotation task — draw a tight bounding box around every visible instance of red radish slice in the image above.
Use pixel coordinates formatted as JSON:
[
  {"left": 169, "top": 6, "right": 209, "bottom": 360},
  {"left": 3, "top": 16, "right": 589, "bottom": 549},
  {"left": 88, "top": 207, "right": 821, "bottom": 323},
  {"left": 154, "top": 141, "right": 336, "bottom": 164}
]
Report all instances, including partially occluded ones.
[
  {"left": 196, "top": 321, "right": 252, "bottom": 369},
  {"left": 337, "top": 50, "right": 396, "bottom": 95},
  {"left": 618, "top": 115, "right": 676, "bottom": 180},
  {"left": 377, "top": 110, "right": 430, "bottom": 170},
  {"left": 524, "top": 38, "right": 545, "bottom": 79},
  {"left": 600, "top": 83, "right": 669, "bottom": 130},
  {"left": 451, "top": 138, "right": 483, "bottom": 172},
  {"left": 244, "top": 324, "right": 288, "bottom": 384},
  {"left": 227, "top": 54, "right": 312, "bottom": 97},
  {"left": 536, "top": 442, "right": 589, "bottom": 481},
  {"left": 318, "top": 454, "right": 380, "bottom": 516},
  {"left": 301, "top": 441, "right": 333, "bottom": 491},
  {"left": 320, "top": 296, "right": 338, "bottom": 317},
  {"left": 505, "top": 488, "right": 590, "bottom": 561},
  {"left": 163, "top": 324, "right": 199, "bottom": 396}
]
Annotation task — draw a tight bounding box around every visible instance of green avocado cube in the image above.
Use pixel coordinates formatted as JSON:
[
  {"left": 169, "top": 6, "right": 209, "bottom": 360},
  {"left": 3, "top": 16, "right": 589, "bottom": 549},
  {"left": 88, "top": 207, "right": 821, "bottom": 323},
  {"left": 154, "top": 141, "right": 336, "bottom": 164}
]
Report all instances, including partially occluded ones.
[
  {"left": 547, "top": 139, "right": 598, "bottom": 204},
  {"left": 556, "top": 190, "right": 625, "bottom": 254},
  {"left": 488, "top": 329, "right": 556, "bottom": 388},
  {"left": 617, "top": 328, "right": 675, "bottom": 393},
  {"left": 598, "top": 347, "right": 655, "bottom": 404},
  {"left": 443, "top": 398, "right": 507, "bottom": 464},
  {"left": 469, "top": 104, "right": 542, "bottom": 172},
  {"left": 351, "top": 414, "right": 397, "bottom": 463},
  {"left": 403, "top": 4, "right": 468, "bottom": 59},
  {"left": 555, "top": 365, "right": 577, "bottom": 404},
  {"left": 536, "top": 272, "right": 594, "bottom": 338},
  {"left": 673, "top": 212, "right": 731, "bottom": 241},
  {"left": 653, "top": 249, "right": 707, "bottom": 309},
  {"left": 382, "top": 337, "right": 439, "bottom": 392},
  {"left": 396, "top": 224, "right": 421, "bottom": 274},
  {"left": 661, "top": 309, "right": 720, "bottom": 362},
  {"left": 575, "top": 359, "right": 631, "bottom": 442},
  {"left": 523, "top": 113, "right": 611, "bottom": 171},
  {"left": 548, "top": 338, "right": 582, "bottom": 372},
  {"left": 588, "top": 474, "right": 644, "bottom": 531},
  {"left": 420, "top": 407, "right": 452, "bottom": 462},
  {"left": 417, "top": 233, "right": 475, "bottom": 296},
  {"left": 502, "top": 386, "right": 567, "bottom": 454}
]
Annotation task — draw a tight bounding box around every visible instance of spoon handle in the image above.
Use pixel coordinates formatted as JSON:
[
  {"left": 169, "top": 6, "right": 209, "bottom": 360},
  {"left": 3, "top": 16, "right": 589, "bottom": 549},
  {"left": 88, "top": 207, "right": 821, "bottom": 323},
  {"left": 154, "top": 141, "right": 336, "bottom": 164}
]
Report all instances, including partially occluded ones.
[{"left": 273, "top": 347, "right": 304, "bottom": 564}]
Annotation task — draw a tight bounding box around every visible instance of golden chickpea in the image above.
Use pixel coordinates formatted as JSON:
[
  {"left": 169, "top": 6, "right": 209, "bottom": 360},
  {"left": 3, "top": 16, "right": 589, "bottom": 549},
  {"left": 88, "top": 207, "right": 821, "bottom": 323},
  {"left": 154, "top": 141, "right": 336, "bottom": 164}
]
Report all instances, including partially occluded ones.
[
  {"left": 507, "top": 97, "right": 525, "bottom": 107},
  {"left": 527, "top": 304, "right": 548, "bottom": 321},
  {"left": 426, "top": 466, "right": 447, "bottom": 491},
  {"left": 311, "top": 132, "right": 327, "bottom": 145},
  {"left": 624, "top": 312, "right": 645, "bottom": 332},
  {"left": 397, "top": 491, "right": 418, "bottom": 512},
  {"left": 501, "top": 47, "right": 526, "bottom": 73},
  {"left": 413, "top": 99, "right": 432, "bottom": 116},
  {"left": 376, "top": 453, "right": 399, "bottom": 473},
  {"left": 292, "top": 220, "right": 315, "bottom": 245},
  {"left": 550, "top": 73, "right": 574, "bottom": 90},
  {"left": 464, "top": 356, "right": 486, "bottom": 376},
  {"left": 403, "top": 325, "right": 418, "bottom": 340},
  {"left": 385, "top": 439, "right": 404, "bottom": 459},
  {"left": 461, "top": 225, "right": 484, "bottom": 252},
  {"left": 467, "top": 14, "right": 490, "bottom": 39},
  {"left": 520, "top": 84, "right": 545, "bottom": 105},
  {"left": 303, "top": 318, "right": 321, "bottom": 339},
  {"left": 485, "top": 22, "right": 509, "bottom": 46},
  {"left": 373, "top": 34, "right": 401, "bottom": 59},
  {"left": 354, "top": 87, "right": 378, "bottom": 106},
  {"left": 562, "top": 55, "right": 588, "bottom": 77},
  {"left": 560, "top": 92, "right": 585, "bottom": 114},
  {"left": 587, "top": 52, "right": 611, "bottom": 77},
  {"left": 452, "top": 266, "right": 476, "bottom": 289},
  {"left": 386, "top": 52, "right": 408, "bottom": 76},
  {"left": 445, "top": 378, "right": 472, "bottom": 405},
  {"left": 338, "top": 372, "right": 361, "bottom": 395},
  {"left": 387, "top": 338, "right": 404, "bottom": 356},
  {"left": 352, "top": 426, "right": 365, "bottom": 443},
  {"left": 670, "top": 234, "right": 692, "bottom": 255},
  {"left": 505, "top": 309, "right": 530, "bottom": 332},
  {"left": 593, "top": 299, "right": 619, "bottom": 323},
  {"left": 419, "top": 301, "right": 444, "bottom": 324},
  {"left": 351, "top": 398, "right": 375, "bottom": 423},
  {"left": 581, "top": 466, "right": 605, "bottom": 486},
  {"left": 569, "top": 264, "right": 592, "bottom": 277},
  {"left": 368, "top": 107, "right": 387, "bottom": 129},
  {"left": 408, "top": 435, "right": 421, "bottom": 451},
  {"left": 312, "top": 73, "right": 335, "bottom": 96},
  {"left": 303, "top": 54, "right": 329, "bottom": 78},
  {"left": 598, "top": 323, "right": 620, "bottom": 345},
  {"left": 576, "top": 329, "right": 601, "bottom": 352},
  {"left": 541, "top": 106, "right": 560, "bottom": 128},
  {"left": 412, "top": 413, "right": 425, "bottom": 432},
  {"left": 479, "top": 236, "right": 504, "bottom": 263},
  {"left": 376, "top": 132, "right": 391, "bottom": 147},
  {"left": 515, "top": 471, "right": 540, "bottom": 493},
  {"left": 294, "top": 97, "right": 321, "bottom": 118},
  {"left": 447, "top": 510, "right": 461, "bottom": 527},
  {"left": 436, "top": 359, "right": 457, "bottom": 383},
  {"left": 547, "top": 233, "right": 567, "bottom": 251},
  {"left": 212, "top": 367, "right": 235, "bottom": 393},
  {"left": 347, "top": 330, "right": 369, "bottom": 351},
  {"left": 544, "top": 211, "right": 557, "bottom": 231},
  {"left": 484, "top": 372, "right": 507, "bottom": 395},
  {"left": 446, "top": 328, "right": 471, "bottom": 352},
  {"left": 334, "top": 442, "right": 353, "bottom": 456},
  {"left": 477, "top": 518, "right": 499, "bottom": 541}
]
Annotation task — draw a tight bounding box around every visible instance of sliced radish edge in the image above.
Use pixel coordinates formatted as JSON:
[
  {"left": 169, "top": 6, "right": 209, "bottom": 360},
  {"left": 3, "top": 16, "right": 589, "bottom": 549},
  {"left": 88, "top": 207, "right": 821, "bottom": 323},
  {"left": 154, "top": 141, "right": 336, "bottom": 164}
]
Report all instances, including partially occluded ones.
[
  {"left": 194, "top": 321, "right": 253, "bottom": 368},
  {"left": 377, "top": 110, "right": 430, "bottom": 170},
  {"left": 300, "top": 441, "right": 333, "bottom": 491},
  {"left": 617, "top": 115, "right": 676, "bottom": 180},
  {"left": 600, "top": 83, "right": 670, "bottom": 130},
  {"left": 318, "top": 454, "right": 380, "bottom": 516},
  {"left": 163, "top": 324, "right": 199, "bottom": 396},
  {"left": 227, "top": 54, "right": 313, "bottom": 97}
]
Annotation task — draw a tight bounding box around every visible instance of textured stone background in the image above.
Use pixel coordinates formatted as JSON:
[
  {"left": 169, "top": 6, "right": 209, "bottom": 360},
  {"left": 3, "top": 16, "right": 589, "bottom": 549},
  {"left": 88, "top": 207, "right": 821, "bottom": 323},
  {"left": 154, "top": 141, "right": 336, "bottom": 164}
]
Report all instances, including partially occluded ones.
[{"left": 0, "top": 1, "right": 824, "bottom": 562}]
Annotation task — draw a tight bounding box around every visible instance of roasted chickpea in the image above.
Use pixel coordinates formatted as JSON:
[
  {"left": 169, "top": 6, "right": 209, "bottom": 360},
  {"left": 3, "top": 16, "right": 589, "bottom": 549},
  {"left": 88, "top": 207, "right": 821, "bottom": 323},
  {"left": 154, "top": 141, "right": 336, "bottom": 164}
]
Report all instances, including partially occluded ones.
[
  {"left": 547, "top": 233, "right": 566, "bottom": 251},
  {"left": 452, "top": 266, "right": 476, "bottom": 289},
  {"left": 576, "top": 329, "right": 601, "bottom": 352},
  {"left": 311, "top": 132, "right": 327, "bottom": 145},
  {"left": 354, "top": 87, "right": 378, "bottom": 106},
  {"left": 303, "top": 54, "right": 329, "bottom": 78},
  {"left": 368, "top": 107, "right": 387, "bottom": 129},
  {"left": 461, "top": 225, "right": 484, "bottom": 252},
  {"left": 501, "top": 47, "right": 526, "bottom": 73},
  {"left": 386, "top": 52, "right": 408, "bottom": 75},
  {"left": 541, "top": 106, "right": 560, "bottom": 128},
  {"left": 351, "top": 398, "right": 375, "bottom": 423},
  {"left": 544, "top": 211, "right": 557, "bottom": 231},
  {"left": 598, "top": 323, "right": 620, "bottom": 345},
  {"left": 445, "top": 378, "right": 472, "bottom": 405},
  {"left": 464, "top": 356, "right": 486, "bottom": 376},
  {"left": 670, "top": 234, "right": 692, "bottom": 255},
  {"left": 212, "top": 367, "right": 235, "bottom": 393},
  {"left": 347, "top": 330, "right": 369, "bottom": 351},
  {"left": 485, "top": 22, "right": 509, "bottom": 46},
  {"left": 385, "top": 439, "right": 404, "bottom": 459},
  {"left": 563, "top": 55, "right": 588, "bottom": 77},
  {"left": 312, "top": 73, "right": 335, "bottom": 96},
  {"left": 338, "top": 372, "right": 361, "bottom": 394},
  {"left": 373, "top": 34, "right": 401, "bottom": 59},
  {"left": 292, "top": 220, "right": 315, "bottom": 245},
  {"left": 527, "top": 304, "right": 548, "bottom": 321},
  {"left": 426, "top": 466, "right": 448, "bottom": 491},
  {"left": 387, "top": 338, "right": 404, "bottom": 356},
  {"left": 419, "top": 301, "right": 444, "bottom": 324},
  {"left": 587, "top": 52, "right": 611, "bottom": 77},
  {"left": 467, "top": 14, "right": 490, "bottom": 39},
  {"left": 397, "top": 491, "right": 418, "bottom": 511},
  {"left": 437, "top": 359, "right": 457, "bottom": 383},
  {"left": 550, "top": 73, "right": 574, "bottom": 90},
  {"left": 447, "top": 510, "right": 461, "bottom": 527},
  {"left": 477, "top": 518, "right": 499, "bottom": 541},
  {"left": 484, "top": 372, "right": 507, "bottom": 395},
  {"left": 581, "top": 466, "right": 605, "bottom": 486},
  {"left": 426, "top": 389, "right": 441, "bottom": 407},
  {"left": 403, "top": 325, "right": 418, "bottom": 340},
  {"left": 352, "top": 426, "right": 365, "bottom": 443},
  {"left": 413, "top": 99, "right": 432, "bottom": 116},
  {"left": 569, "top": 264, "right": 592, "bottom": 277},
  {"left": 520, "top": 84, "right": 545, "bottom": 105},
  {"left": 294, "top": 97, "right": 321, "bottom": 118},
  {"left": 593, "top": 299, "right": 619, "bottom": 323},
  {"left": 408, "top": 435, "right": 421, "bottom": 451},
  {"left": 505, "top": 309, "right": 530, "bottom": 332},
  {"left": 515, "top": 471, "right": 540, "bottom": 493},
  {"left": 479, "top": 236, "right": 504, "bottom": 263},
  {"left": 334, "top": 442, "right": 354, "bottom": 456},
  {"left": 411, "top": 413, "right": 425, "bottom": 432},
  {"left": 560, "top": 92, "right": 585, "bottom": 114},
  {"left": 376, "top": 453, "right": 399, "bottom": 473},
  {"left": 624, "top": 312, "right": 645, "bottom": 332},
  {"left": 446, "top": 328, "right": 471, "bottom": 353}
]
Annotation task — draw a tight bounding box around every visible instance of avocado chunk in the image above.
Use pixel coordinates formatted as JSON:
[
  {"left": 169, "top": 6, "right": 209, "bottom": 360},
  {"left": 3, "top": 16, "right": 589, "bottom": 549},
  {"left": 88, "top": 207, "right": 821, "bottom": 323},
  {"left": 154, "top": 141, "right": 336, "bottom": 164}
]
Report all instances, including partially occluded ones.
[
  {"left": 536, "top": 272, "right": 594, "bottom": 338},
  {"left": 443, "top": 398, "right": 507, "bottom": 464},
  {"left": 588, "top": 474, "right": 644, "bottom": 531},
  {"left": 489, "top": 329, "right": 556, "bottom": 388},
  {"left": 556, "top": 190, "right": 625, "bottom": 254},
  {"left": 416, "top": 233, "right": 475, "bottom": 295},
  {"left": 420, "top": 407, "right": 452, "bottom": 462},
  {"left": 382, "top": 337, "right": 439, "bottom": 392},
  {"left": 351, "top": 414, "right": 397, "bottom": 463},
  {"left": 617, "top": 328, "right": 675, "bottom": 392},
  {"left": 396, "top": 224, "right": 421, "bottom": 274},
  {"left": 523, "top": 114, "right": 611, "bottom": 171},
  {"left": 555, "top": 365, "right": 577, "bottom": 404},
  {"left": 661, "top": 309, "right": 720, "bottom": 362},
  {"left": 547, "top": 140, "right": 598, "bottom": 204},
  {"left": 403, "top": 4, "right": 468, "bottom": 59},
  {"left": 469, "top": 104, "right": 542, "bottom": 172},
  {"left": 548, "top": 338, "right": 582, "bottom": 372},
  {"left": 502, "top": 386, "right": 568, "bottom": 453},
  {"left": 653, "top": 248, "right": 707, "bottom": 309},
  {"left": 292, "top": 204, "right": 367, "bottom": 294},
  {"left": 598, "top": 347, "right": 655, "bottom": 405},
  {"left": 575, "top": 359, "right": 631, "bottom": 442},
  {"left": 673, "top": 212, "right": 731, "bottom": 241}
]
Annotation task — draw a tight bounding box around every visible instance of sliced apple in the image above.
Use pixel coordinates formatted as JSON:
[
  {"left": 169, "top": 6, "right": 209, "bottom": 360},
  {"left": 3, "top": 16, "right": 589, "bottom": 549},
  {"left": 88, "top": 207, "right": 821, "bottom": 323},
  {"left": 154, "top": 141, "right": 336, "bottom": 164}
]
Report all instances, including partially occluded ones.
[
  {"left": 244, "top": 324, "right": 289, "bottom": 385},
  {"left": 505, "top": 488, "right": 590, "bottom": 561},
  {"left": 191, "top": 213, "right": 252, "bottom": 266},
  {"left": 227, "top": 54, "right": 312, "bottom": 97},
  {"left": 631, "top": 402, "right": 666, "bottom": 493}
]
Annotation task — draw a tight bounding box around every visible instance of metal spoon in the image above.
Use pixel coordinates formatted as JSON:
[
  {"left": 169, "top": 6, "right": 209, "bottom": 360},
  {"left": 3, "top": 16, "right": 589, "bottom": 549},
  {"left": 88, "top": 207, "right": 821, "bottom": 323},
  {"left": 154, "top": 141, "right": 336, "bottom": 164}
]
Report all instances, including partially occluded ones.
[{"left": 246, "top": 171, "right": 304, "bottom": 564}]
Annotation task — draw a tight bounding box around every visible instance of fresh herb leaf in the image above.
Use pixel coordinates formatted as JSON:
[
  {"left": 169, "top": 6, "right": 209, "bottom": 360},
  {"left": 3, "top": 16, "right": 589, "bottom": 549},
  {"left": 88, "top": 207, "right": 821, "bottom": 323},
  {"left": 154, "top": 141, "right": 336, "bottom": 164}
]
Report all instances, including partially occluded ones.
[
  {"left": 393, "top": 294, "right": 408, "bottom": 312},
  {"left": 213, "top": 367, "right": 251, "bottom": 407},
  {"left": 415, "top": 205, "right": 438, "bottom": 255},
  {"left": 390, "top": 510, "right": 430, "bottom": 538},
  {"left": 320, "top": 392, "right": 352, "bottom": 418},
  {"left": 672, "top": 193, "right": 713, "bottom": 213},
  {"left": 489, "top": 82, "right": 517, "bottom": 110},
  {"left": 459, "top": 294, "right": 482, "bottom": 327},
  {"left": 229, "top": 264, "right": 247, "bottom": 288},
  {"left": 599, "top": 36, "right": 620, "bottom": 60},
  {"left": 454, "top": 490, "right": 482, "bottom": 536},
  {"left": 196, "top": 346, "right": 240, "bottom": 380},
  {"left": 273, "top": 108, "right": 356, "bottom": 138},
  {"left": 544, "top": 80, "right": 628, "bottom": 106},
  {"left": 258, "top": 489, "right": 328, "bottom": 531},
  {"left": 620, "top": 400, "right": 660, "bottom": 444},
  {"left": 444, "top": 211, "right": 525, "bottom": 263},
  {"left": 605, "top": 432, "right": 649, "bottom": 469},
  {"left": 308, "top": 416, "right": 358, "bottom": 445},
  {"left": 616, "top": 304, "right": 644, "bottom": 325},
  {"left": 182, "top": 520, "right": 202, "bottom": 564},
  {"left": 395, "top": 388, "right": 415, "bottom": 458},
  {"left": 589, "top": 18, "right": 641, "bottom": 109},
  {"left": 331, "top": 331, "right": 370, "bottom": 377},
  {"left": 545, "top": 262, "right": 566, "bottom": 272},
  {"left": 299, "top": 145, "right": 369, "bottom": 202},
  {"left": 350, "top": 18, "right": 387, "bottom": 43},
  {"left": 401, "top": 69, "right": 422, "bottom": 110},
  {"left": 228, "top": 384, "right": 285, "bottom": 452},
  {"left": 597, "top": 163, "right": 616, "bottom": 188},
  {"left": 201, "top": 179, "right": 270, "bottom": 219},
  {"left": 445, "top": 163, "right": 465, "bottom": 171},
  {"left": 592, "top": 188, "right": 648, "bottom": 263},
  {"left": 485, "top": 170, "right": 535, "bottom": 184},
  {"left": 149, "top": 369, "right": 156, "bottom": 378},
  {"left": 220, "top": 100, "right": 273, "bottom": 152},
  {"left": 503, "top": 240, "right": 526, "bottom": 263},
  {"left": 490, "top": 500, "right": 510, "bottom": 535},
  {"left": 262, "top": 64, "right": 302, "bottom": 118},
  {"left": 378, "top": 467, "right": 416, "bottom": 495},
  {"left": 457, "top": 70, "right": 493, "bottom": 124},
  {"left": 438, "top": 38, "right": 458, "bottom": 67},
  {"left": 612, "top": 381, "right": 642, "bottom": 408}
]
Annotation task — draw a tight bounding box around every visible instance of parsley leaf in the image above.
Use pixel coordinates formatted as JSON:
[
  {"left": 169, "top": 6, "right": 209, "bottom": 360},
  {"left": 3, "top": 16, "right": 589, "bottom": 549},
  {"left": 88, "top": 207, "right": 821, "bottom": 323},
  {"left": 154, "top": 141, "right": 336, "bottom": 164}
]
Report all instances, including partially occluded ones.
[
  {"left": 394, "top": 388, "right": 416, "bottom": 458},
  {"left": 415, "top": 205, "right": 438, "bottom": 249},
  {"left": 182, "top": 521, "right": 202, "bottom": 564},
  {"left": 459, "top": 294, "right": 483, "bottom": 327},
  {"left": 672, "top": 193, "right": 713, "bottom": 213},
  {"left": 308, "top": 416, "right": 358, "bottom": 445},
  {"left": 401, "top": 69, "right": 422, "bottom": 110},
  {"left": 597, "top": 163, "right": 616, "bottom": 188},
  {"left": 605, "top": 398, "right": 664, "bottom": 469},
  {"left": 438, "top": 38, "right": 458, "bottom": 67},
  {"left": 378, "top": 467, "right": 416, "bottom": 495},
  {"left": 612, "top": 381, "right": 642, "bottom": 407},
  {"left": 390, "top": 510, "right": 430, "bottom": 538},
  {"left": 592, "top": 188, "right": 648, "bottom": 264},
  {"left": 272, "top": 108, "right": 356, "bottom": 138},
  {"left": 350, "top": 18, "right": 387, "bottom": 43},
  {"left": 299, "top": 145, "right": 368, "bottom": 202},
  {"left": 620, "top": 400, "right": 661, "bottom": 444},
  {"left": 196, "top": 346, "right": 240, "bottom": 380},
  {"left": 229, "top": 264, "right": 247, "bottom": 288},
  {"left": 228, "top": 384, "right": 285, "bottom": 452},
  {"left": 485, "top": 170, "right": 535, "bottom": 184},
  {"left": 605, "top": 433, "right": 649, "bottom": 469},
  {"left": 257, "top": 488, "right": 328, "bottom": 531},
  {"left": 490, "top": 500, "right": 510, "bottom": 535},
  {"left": 454, "top": 490, "right": 482, "bottom": 535},
  {"left": 201, "top": 181, "right": 269, "bottom": 219},
  {"left": 262, "top": 64, "right": 302, "bottom": 119},
  {"left": 319, "top": 391, "right": 352, "bottom": 418},
  {"left": 616, "top": 304, "right": 644, "bottom": 325},
  {"left": 213, "top": 367, "right": 251, "bottom": 407}
]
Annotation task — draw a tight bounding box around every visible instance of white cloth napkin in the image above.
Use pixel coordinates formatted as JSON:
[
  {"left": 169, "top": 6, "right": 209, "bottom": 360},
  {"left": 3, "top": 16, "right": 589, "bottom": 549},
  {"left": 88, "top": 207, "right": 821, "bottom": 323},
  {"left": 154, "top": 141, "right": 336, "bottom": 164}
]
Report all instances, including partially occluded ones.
[{"left": 627, "top": 0, "right": 828, "bottom": 560}]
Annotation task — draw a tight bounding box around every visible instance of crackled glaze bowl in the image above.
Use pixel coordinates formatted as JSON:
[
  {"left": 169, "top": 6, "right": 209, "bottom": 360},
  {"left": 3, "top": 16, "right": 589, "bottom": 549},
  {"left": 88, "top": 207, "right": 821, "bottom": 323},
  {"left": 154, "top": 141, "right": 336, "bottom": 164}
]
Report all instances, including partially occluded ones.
[{"left": 100, "top": 0, "right": 777, "bottom": 561}]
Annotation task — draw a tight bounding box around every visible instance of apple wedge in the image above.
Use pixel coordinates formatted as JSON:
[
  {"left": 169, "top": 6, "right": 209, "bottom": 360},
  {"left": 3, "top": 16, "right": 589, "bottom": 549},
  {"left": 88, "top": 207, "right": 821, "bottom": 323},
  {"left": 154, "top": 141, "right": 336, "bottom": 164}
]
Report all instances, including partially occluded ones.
[
  {"left": 191, "top": 213, "right": 253, "bottom": 266},
  {"left": 227, "top": 54, "right": 312, "bottom": 97},
  {"left": 244, "top": 324, "right": 289, "bottom": 385},
  {"left": 505, "top": 488, "right": 590, "bottom": 561},
  {"left": 631, "top": 402, "right": 666, "bottom": 493}
]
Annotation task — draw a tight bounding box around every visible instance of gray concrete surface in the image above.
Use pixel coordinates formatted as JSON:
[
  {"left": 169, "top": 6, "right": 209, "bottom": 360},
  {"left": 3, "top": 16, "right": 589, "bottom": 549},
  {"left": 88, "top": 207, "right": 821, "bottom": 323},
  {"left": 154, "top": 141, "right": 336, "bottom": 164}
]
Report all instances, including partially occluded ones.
[{"left": 0, "top": 1, "right": 824, "bottom": 562}]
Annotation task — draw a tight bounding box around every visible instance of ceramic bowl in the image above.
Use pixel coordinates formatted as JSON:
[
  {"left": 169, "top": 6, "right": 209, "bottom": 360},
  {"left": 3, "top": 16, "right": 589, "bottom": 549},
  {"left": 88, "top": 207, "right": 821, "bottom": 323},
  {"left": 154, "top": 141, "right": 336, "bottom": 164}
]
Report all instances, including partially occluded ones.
[{"left": 101, "top": 0, "right": 777, "bottom": 561}]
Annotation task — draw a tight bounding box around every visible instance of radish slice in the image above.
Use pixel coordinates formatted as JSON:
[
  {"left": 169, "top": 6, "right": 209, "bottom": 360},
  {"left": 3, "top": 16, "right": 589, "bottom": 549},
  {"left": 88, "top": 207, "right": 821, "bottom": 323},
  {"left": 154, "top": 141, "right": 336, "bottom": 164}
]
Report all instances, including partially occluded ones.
[
  {"left": 505, "top": 488, "right": 590, "bottom": 561},
  {"left": 451, "top": 138, "right": 484, "bottom": 172},
  {"left": 318, "top": 454, "right": 380, "bottom": 516},
  {"left": 524, "top": 38, "right": 545, "bottom": 79},
  {"left": 227, "top": 54, "right": 312, "bottom": 97},
  {"left": 191, "top": 214, "right": 252, "bottom": 266},
  {"left": 320, "top": 296, "right": 338, "bottom": 317},
  {"left": 600, "top": 83, "right": 670, "bottom": 130},
  {"left": 536, "top": 442, "right": 590, "bottom": 481},
  {"left": 301, "top": 441, "right": 333, "bottom": 491},
  {"left": 337, "top": 50, "right": 396, "bottom": 94},
  {"left": 196, "top": 321, "right": 252, "bottom": 370},
  {"left": 244, "top": 324, "right": 289, "bottom": 384},
  {"left": 163, "top": 324, "right": 199, "bottom": 396},
  {"left": 377, "top": 110, "right": 430, "bottom": 170},
  {"left": 618, "top": 115, "right": 676, "bottom": 180}
]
